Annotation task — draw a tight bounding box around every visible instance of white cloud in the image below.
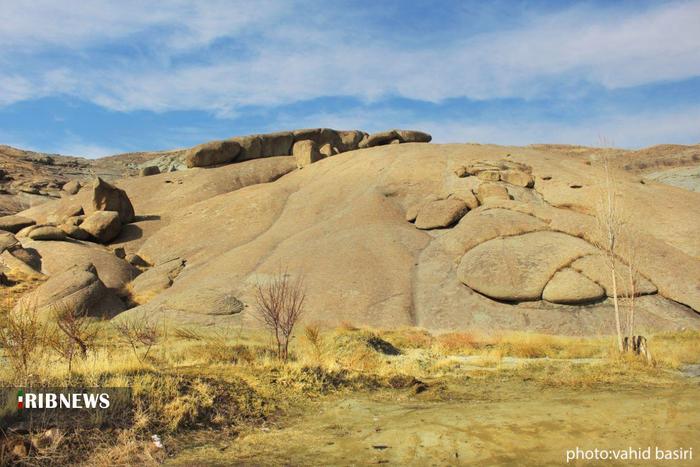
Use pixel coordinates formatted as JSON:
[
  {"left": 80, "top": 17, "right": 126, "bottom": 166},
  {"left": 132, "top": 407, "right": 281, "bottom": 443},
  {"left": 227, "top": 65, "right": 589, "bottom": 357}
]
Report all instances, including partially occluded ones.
[
  {"left": 1, "top": 1, "right": 699, "bottom": 112},
  {"left": 416, "top": 107, "right": 700, "bottom": 149}
]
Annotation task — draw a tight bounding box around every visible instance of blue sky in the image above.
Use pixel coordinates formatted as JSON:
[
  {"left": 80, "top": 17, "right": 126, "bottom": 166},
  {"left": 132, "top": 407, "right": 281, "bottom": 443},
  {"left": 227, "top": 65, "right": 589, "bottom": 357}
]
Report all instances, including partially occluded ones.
[{"left": 1, "top": 0, "right": 699, "bottom": 157}]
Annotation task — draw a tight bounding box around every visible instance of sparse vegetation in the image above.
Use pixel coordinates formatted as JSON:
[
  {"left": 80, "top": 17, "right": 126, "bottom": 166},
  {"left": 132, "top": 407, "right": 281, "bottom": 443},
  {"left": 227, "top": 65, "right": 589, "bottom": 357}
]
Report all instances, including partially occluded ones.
[
  {"left": 254, "top": 268, "right": 306, "bottom": 361},
  {"left": 112, "top": 315, "right": 159, "bottom": 364},
  {"left": 0, "top": 298, "right": 47, "bottom": 385},
  {"left": 1, "top": 317, "right": 698, "bottom": 465},
  {"left": 48, "top": 304, "right": 99, "bottom": 377}
]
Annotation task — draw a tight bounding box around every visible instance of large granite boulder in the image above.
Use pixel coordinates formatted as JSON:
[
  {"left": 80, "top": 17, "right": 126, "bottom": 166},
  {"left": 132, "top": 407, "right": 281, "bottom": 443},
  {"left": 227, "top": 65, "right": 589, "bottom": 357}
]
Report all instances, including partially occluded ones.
[
  {"left": 364, "top": 130, "right": 400, "bottom": 148},
  {"left": 26, "top": 264, "right": 125, "bottom": 318},
  {"left": 139, "top": 166, "right": 160, "bottom": 177},
  {"left": 0, "top": 231, "right": 19, "bottom": 253},
  {"left": 20, "top": 239, "right": 138, "bottom": 290},
  {"left": 293, "top": 140, "right": 323, "bottom": 168},
  {"left": 231, "top": 135, "right": 262, "bottom": 161},
  {"left": 0, "top": 215, "right": 35, "bottom": 233},
  {"left": 81, "top": 211, "right": 122, "bottom": 244},
  {"left": 0, "top": 249, "right": 45, "bottom": 280},
  {"left": 185, "top": 140, "right": 241, "bottom": 168},
  {"left": 457, "top": 231, "right": 598, "bottom": 301},
  {"left": 259, "top": 131, "right": 294, "bottom": 156},
  {"left": 62, "top": 180, "right": 82, "bottom": 195},
  {"left": 396, "top": 130, "right": 432, "bottom": 143},
  {"left": 89, "top": 178, "right": 135, "bottom": 224},
  {"left": 27, "top": 226, "right": 67, "bottom": 241},
  {"left": 501, "top": 169, "right": 534, "bottom": 188},
  {"left": 337, "top": 130, "right": 366, "bottom": 151},
  {"left": 542, "top": 268, "right": 606, "bottom": 304},
  {"left": 477, "top": 183, "right": 510, "bottom": 203},
  {"left": 415, "top": 199, "right": 469, "bottom": 230}
]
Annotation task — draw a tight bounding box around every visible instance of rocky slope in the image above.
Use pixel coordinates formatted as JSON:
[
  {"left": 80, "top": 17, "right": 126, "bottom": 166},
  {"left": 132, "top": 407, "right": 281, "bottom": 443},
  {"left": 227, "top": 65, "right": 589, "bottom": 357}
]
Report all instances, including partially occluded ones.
[{"left": 1, "top": 131, "right": 699, "bottom": 335}]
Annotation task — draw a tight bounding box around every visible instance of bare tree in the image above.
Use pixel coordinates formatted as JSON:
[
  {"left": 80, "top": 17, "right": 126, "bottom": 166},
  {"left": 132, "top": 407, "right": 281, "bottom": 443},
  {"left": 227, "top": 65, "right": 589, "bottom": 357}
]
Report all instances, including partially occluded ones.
[
  {"left": 112, "top": 316, "right": 159, "bottom": 364},
  {"left": 0, "top": 298, "right": 46, "bottom": 384},
  {"left": 48, "top": 304, "right": 98, "bottom": 376},
  {"left": 595, "top": 151, "right": 625, "bottom": 352},
  {"left": 254, "top": 268, "right": 306, "bottom": 361},
  {"left": 595, "top": 147, "right": 652, "bottom": 361}
]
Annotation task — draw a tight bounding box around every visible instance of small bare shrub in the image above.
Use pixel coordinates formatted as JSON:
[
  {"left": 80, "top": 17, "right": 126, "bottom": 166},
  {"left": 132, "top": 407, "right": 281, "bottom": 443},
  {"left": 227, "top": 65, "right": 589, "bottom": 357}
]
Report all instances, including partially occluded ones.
[
  {"left": 48, "top": 304, "right": 99, "bottom": 376},
  {"left": 254, "top": 268, "right": 306, "bottom": 361},
  {"left": 113, "top": 316, "right": 159, "bottom": 364},
  {"left": 0, "top": 298, "right": 47, "bottom": 384}
]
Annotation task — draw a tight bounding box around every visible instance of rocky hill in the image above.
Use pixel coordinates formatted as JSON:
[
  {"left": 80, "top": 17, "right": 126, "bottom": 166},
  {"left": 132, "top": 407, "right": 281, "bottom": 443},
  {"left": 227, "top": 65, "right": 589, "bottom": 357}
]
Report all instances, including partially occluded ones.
[{"left": 1, "top": 129, "right": 699, "bottom": 335}]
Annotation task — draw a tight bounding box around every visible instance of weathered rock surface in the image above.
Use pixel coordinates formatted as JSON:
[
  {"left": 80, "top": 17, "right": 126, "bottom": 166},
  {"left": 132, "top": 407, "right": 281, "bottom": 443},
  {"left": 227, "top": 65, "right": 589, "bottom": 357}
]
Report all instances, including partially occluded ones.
[
  {"left": 89, "top": 178, "right": 135, "bottom": 224},
  {"left": 139, "top": 166, "right": 160, "bottom": 176},
  {"left": 0, "top": 231, "right": 19, "bottom": 252},
  {"left": 414, "top": 199, "right": 468, "bottom": 230},
  {"left": 570, "top": 254, "right": 658, "bottom": 297},
  {"left": 0, "top": 249, "right": 45, "bottom": 280},
  {"left": 396, "top": 130, "right": 432, "bottom": 143},
  {"left": 62, "top": 180, "right": 82, "bottom": 195},
  {"left": 81, "top": 211, "right": 122, "bottom": 244},
  {"left": 319, "top": 143, "right": 336, "bottom": 158},
  {"left": 231, "top": 135, "right": 262, "bottom": 161},
  {"left": 185, "top": 140, "right": 241, "bottom": 168},
  {"left": 338, "top": 130, "right": 365, "bottom": 151},
  {"left": 542, "top": 268, "right": 606, "bottom": 304},
  {"left": 259, "top": 131, "right": 294, "bottom": 156},
  {"left": 365, "top": 130, "right": 400, "bottom": 148},
  {"left": 440, "top": 208, "right": 548, "bottom": 257},
  {"left": 5, "top": 140, "right": 698, "bottom": 335},
  {"left": 477, "top": 170, "right": 501, "bottom": 181},
  {"left": 20, "top": 238, "right": 138, "bottom": 290},
  {"left": 477, "top": 183, "right": 510, "bottom": 203},
  {"left": 129, "top": 258, "right": 185, "bottom": 303},
  {"left": 449, "top": 191, "right": 480, "bottom": 210},
  {"left": 25, "top": 264, "right": 125, "bottom": 318},
  {"left": 9, "top": 247, "right": 41, "bottom": 271},
  {"left": 59, "top": 223, "right": 90, "bottom": 240},
  {"left": 293, "top": 140, "right": 323, "bottom": 168},
  {"left": 27, "top": 225, "right": 66, "bottom": 241},
  {"left": 0, "top": 215, "right": 35, "bottom": 233},
  {"left": 457, "top": 231, "right": 597, "bottom": 301},
  {"left": 501, "top": 169, "right": 534, "bottom": 188}
]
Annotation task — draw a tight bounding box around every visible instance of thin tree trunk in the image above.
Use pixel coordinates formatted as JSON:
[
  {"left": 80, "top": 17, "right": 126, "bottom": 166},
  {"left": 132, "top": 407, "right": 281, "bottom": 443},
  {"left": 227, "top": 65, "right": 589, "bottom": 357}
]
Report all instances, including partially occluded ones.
[{"left": 610, "top": 265, "right": 624, "bottom": 352}]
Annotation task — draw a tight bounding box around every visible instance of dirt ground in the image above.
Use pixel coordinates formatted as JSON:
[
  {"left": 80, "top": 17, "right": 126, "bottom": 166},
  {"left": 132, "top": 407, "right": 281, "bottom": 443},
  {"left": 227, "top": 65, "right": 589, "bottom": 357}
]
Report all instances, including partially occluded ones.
[{"left": 168, "top": 378, "right": 700, "bottom": 466}]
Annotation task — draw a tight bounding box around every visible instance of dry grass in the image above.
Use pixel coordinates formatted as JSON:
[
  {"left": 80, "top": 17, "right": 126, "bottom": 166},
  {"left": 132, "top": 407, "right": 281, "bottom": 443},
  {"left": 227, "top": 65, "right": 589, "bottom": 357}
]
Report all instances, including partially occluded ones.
[
  {"left": 1, "top": 320, "right": 698, "bottom": 465},
  {"left": 649, "top": 329, "right": 700, "bottom": 368}
]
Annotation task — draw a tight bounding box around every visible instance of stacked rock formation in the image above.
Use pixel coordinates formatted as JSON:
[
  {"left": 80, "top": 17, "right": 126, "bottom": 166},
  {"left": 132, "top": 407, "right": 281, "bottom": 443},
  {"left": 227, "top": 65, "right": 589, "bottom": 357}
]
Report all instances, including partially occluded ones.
[{"left": 184, "top": 128, "right": 432, "bottom": 169}]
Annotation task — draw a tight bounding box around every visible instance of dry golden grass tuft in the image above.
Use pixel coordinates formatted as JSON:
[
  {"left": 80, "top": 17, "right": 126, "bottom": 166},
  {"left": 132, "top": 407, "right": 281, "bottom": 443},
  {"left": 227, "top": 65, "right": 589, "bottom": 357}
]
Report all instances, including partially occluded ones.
[{"left": 2, "top": 318, "right": 699, "bottom": 464}]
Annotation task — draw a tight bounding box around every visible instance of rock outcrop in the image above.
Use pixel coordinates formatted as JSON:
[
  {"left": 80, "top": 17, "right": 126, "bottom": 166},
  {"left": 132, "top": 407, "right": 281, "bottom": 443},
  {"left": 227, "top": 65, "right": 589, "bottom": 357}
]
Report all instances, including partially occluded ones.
[
  {"left": 0, "top": 231, "right": 19, "bottom": 252},
  {"left": 81, "top": 211, "right": 122, "bottom": 244},
  {"left": 457, "top": 231, "right": 598, "bottom": 301},
  {"left": 185, "top": 140, "right": 241, "bottom": 168},
  {"left": 89, "top": 178, "right": 135, "bottom": 224},
  {"left": 0, "top": 215, "right": 36, "bottom": 233},
  {"left": 4, "top": 137, "right": 699, "bottom": 336},
  {"left": 27, "top": 225, "right": 66, "bottom": 241},
  {"left": 25, "top": 264, "right": 125, "bottom": 318},
  {"left": 293, "top": 140, "right": 323, "bottom": 168},
  {"left": 62, "top": 180, "right": 81, "bottom": 195},
  {"left": 542, "top": 268, "right": 606, "bottom": 304},
  {"left": 414, "top": 199, "right": 468, "bottom": 230},
  {"left": 139, "top": 166, "right": 160, "bottom": 177}
]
